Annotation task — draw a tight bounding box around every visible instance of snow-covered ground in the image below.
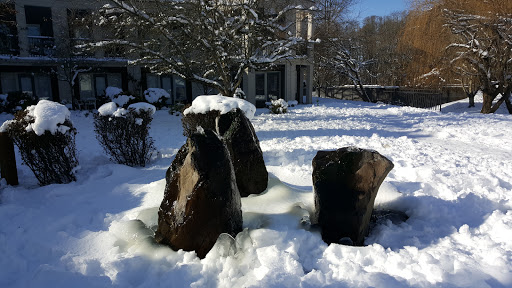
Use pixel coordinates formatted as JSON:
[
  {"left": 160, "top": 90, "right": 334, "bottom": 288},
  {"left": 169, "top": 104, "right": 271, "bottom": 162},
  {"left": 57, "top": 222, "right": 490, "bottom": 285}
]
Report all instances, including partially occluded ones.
[{"left": 0, "top": 95, "right": 511, "bottom": 287}]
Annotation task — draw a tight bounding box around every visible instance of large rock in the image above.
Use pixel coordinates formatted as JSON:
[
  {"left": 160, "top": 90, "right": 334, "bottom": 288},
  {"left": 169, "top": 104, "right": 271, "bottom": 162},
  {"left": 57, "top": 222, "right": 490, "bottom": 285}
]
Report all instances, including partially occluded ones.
[
  {"left": 312, "top": 147, "right": 394, "bottom": 246},
  {"left": 182, "top": 108, "right": 268, "bottom": 197},
  {"left": 155, "top": 129, "right": 243, "bottom": 258},
  {"left": 217, "top": 109, "right": 268, "bottom": 197}
]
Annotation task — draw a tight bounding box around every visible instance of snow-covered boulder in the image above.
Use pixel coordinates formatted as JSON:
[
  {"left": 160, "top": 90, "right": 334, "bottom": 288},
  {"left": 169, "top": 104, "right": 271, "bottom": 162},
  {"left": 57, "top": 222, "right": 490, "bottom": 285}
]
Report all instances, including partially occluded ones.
[
  {"left": 217, "top": 109, "right": 268, "bottom": 197},
  {"left": 184, "top": 95, "right": 256, "bottom": 120},
  {"left": 312, "top": 147, "right": 394, "bottom": 246},
  {"left": 156, "top": 129, "right": 242, "bottom": 259},
  {"left": 182, "top": 107, "right": 268, "bottom": 197}
]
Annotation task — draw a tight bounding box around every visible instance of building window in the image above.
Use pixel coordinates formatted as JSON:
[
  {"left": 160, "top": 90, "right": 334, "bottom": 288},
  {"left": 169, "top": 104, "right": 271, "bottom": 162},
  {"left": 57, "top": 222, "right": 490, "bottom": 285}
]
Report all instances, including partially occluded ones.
[
  {"left": 0, "top": 2, "right": 19, "bottom": 55},
  {"left": 145, "top": 73, "right": 186, "bottom": 103},
  {"left": 25, "top": 6, "right": 54, "bottom": 56},
  {"left": 19, "top": 75, "right": 34, "bottom": 96},
  {"left": 79, "top": 73, "right": 123, "bottom": 100},
  {"left": 68, "top": 9, "right": 93, "bottom": 56},
  {"left": 255, "top": 71, "right": 282, "bottom": 106}
]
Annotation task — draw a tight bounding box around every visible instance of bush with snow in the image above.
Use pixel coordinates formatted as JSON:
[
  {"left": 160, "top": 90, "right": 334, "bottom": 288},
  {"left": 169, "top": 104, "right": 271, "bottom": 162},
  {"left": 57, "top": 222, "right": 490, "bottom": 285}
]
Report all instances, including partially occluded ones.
[
  {"left": 268, "top": 98, "right": 288, "bottom": 114},
  {"left": 0, "top": 100, "right": 78, "bottom": 185},
  {"left": 94, "top": 102, "right": 156, "bottom": 167},
  {"left": 144, "top": 88, "right": 171, "bottom": 109},
  {"left": 0, "top": 91, "right": 38, "bottom": 114}
]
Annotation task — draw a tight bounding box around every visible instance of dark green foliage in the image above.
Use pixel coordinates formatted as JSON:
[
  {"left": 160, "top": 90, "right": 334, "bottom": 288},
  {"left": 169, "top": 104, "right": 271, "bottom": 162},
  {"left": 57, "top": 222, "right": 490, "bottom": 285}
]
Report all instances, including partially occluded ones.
[
  {"left": 94, "top": 108, "right": 156, "bottom": 167},
  {"left": 5, "top": 110, "right": 78, "bottom": 186},
  {"left": 0, "top": 92, "right": 38, "bottom": 114}
]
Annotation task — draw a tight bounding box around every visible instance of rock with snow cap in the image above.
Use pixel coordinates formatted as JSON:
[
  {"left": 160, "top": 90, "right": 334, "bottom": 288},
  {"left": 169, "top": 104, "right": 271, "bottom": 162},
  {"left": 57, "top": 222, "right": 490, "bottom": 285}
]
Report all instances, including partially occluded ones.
[
  {"left": 312, "top": 146, "right": 394, "bottom": 246},
  {"left": 182, "top": 107, "right": 268, "bottom": 197},
  {"left": 217, "top": 108, "right": 268, "bottom": 197},
  {"left": 155, "top": 129, "right": 242, "bottom": 259}
]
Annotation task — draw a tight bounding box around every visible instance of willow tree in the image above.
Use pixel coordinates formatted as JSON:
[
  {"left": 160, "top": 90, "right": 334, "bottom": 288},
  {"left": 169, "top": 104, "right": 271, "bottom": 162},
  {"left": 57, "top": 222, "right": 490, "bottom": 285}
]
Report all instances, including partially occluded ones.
[{"left": 401, "top": 0, "right": 512, "bottom": 114}]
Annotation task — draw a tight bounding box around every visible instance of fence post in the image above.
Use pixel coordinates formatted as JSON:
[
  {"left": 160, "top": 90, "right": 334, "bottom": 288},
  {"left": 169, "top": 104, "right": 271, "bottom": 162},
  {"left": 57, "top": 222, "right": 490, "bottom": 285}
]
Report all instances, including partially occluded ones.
[{"left": 0, "top": 132, "right": 18, "bottom": 186}]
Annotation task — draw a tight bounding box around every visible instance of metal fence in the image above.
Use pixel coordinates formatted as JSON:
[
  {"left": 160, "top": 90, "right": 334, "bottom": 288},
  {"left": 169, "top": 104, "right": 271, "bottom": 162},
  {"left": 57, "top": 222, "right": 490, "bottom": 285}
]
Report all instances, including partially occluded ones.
[{"left": 322, "top": 87, "right": 447, "bottom": 111}]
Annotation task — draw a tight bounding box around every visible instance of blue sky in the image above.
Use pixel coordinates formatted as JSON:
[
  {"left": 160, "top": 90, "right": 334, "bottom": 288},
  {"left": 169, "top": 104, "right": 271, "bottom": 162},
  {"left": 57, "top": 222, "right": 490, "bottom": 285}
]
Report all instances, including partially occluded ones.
[{"left": 350, "top": 0, "right": 409, "bottom": 20}]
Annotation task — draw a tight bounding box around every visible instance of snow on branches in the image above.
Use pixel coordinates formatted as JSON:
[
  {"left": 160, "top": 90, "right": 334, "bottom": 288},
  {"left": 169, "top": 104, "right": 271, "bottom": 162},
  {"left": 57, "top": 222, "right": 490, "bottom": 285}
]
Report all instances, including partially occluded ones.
[
  {"left": 444, "top": 8, "right": 512, "bottom": 113},
  {"left": 93, "top": 0, "right": 311, "bottom": 97}
]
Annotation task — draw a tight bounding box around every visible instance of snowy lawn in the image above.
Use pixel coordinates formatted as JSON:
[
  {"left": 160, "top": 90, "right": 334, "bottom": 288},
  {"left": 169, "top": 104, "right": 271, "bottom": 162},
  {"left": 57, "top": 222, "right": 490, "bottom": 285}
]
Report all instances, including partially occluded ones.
[{"left": 0, "top": 96, "right": 511, "bottom": 287}]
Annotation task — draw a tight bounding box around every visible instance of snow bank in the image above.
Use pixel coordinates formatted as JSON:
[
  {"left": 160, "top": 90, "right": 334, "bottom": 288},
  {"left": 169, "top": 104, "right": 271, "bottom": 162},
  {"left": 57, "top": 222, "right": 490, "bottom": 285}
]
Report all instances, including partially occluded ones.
[
  {"left": 22, "top": 100, "right": 72, "bottom": 135},
  {"left": 144, "top": 88, "right": 170, "bottom": 104},
  {"left": 1, "top": 96, "right": 512, "bottom": 287},
  {"left": 98, "top": 102, "right": 156, "bottom": 117},
  {"left": 184, "top": 95, "right": 256, "bottom": 119}
]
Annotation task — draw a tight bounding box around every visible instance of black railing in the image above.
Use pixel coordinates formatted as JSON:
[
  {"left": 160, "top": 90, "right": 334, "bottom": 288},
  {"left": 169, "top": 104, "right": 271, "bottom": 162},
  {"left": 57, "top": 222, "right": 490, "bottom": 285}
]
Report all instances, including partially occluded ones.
[
  {"left": 28, "top": 36, "right": 55, "bottom": 56},
  {"left": 323, "top": 86, "right": 446, "bottom": 111}
]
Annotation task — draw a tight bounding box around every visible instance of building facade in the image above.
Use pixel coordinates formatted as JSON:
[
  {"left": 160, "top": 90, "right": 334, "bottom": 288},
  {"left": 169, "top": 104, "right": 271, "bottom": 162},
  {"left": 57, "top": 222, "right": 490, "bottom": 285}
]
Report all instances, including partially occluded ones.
[{"left": 0, "top": 0, "right": 313, "bottom": 108}]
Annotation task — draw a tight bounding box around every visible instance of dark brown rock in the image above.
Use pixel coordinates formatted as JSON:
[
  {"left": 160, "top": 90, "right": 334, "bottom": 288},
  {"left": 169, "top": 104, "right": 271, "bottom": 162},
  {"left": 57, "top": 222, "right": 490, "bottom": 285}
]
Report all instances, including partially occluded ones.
[
  {"left": 182, "top": 108, "right": 268, "bottom": 197},
  {"left": 217, "top": 109, "right": 268, "bottom": 197},
  {"left": 312, "top": 147, "right": 394, "bottom": 246},
  {"left": 155, "top": 129, "right": 243, "bottom": 258}
]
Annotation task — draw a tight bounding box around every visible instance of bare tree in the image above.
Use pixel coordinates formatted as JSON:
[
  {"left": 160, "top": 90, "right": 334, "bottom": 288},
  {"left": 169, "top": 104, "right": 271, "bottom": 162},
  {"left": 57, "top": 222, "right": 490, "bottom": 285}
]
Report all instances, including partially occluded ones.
[
  {"left": 444, "top": 3, "right": 512, "bottom": 113},
  {"left": 90, "top": 0, "right": 311, "bottom": 97}
]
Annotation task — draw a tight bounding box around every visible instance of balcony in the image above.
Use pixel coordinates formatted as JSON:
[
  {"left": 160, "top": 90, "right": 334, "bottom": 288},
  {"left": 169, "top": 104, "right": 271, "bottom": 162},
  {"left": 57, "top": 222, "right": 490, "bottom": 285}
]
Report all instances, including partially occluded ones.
[{"left": 28, "top": 36, "right": 55, "bottom": 56}]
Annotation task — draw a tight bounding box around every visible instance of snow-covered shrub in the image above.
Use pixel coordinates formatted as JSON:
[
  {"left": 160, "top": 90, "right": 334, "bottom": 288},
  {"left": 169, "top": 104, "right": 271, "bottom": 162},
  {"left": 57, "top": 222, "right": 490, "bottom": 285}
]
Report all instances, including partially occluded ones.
[
  {"left": 0, "top": 100, "right": 78, "bottom": 185},
  {"left": 0, "top": 91, "right": 37, "bottom": 114},
  {"left": 268, "top": 98, "right": 288, "bottom": 114},
  {"left": 168, "top": 102, "right": 187, "bottom": 116},
  {"left": 234, "top": 88, "right": 246, "bottom": 99},
  {"left": 105, "top": 86, "right": 123, "bottom": 99},
  {"left": 103, "top": 86, "right": 140, "bottom": 109},
  {"left": 144, "top": 88, "right": 171, "bottom": 109},
  {"left": 94, "top": 102, "right": 156, "bottom": 167}
]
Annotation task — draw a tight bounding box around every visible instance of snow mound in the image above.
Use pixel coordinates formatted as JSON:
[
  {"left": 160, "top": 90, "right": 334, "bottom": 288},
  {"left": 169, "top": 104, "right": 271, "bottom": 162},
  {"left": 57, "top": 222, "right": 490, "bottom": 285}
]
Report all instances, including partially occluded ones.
[
  {"left": 184, "top": 95, "right": 256, "bottom": 120},
  {"left": 25, "top": 100, "right": 71, "bottom": 136},
  {"left": 144, "top": 88, "right": 170, "bottom": 104},
  {"left": 105, "top": 86, "right": 123, "bottom": 99}
]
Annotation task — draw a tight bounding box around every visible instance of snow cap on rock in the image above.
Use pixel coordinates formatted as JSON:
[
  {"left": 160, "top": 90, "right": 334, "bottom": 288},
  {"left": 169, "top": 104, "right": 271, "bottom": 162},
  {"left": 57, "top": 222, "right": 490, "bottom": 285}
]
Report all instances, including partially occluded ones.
[{"left": 184, "top": 95, "right": 256, "bottom": 120}]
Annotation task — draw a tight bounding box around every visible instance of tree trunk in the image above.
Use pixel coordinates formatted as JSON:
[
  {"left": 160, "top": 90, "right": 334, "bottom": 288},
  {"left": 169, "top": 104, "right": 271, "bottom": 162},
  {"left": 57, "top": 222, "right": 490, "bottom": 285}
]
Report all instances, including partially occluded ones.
[
  {"left": 481, "top": 92, "right": 496, "bottom": 114},
  {"left": 467, "top": 92, "right": 475, "bottom": 108}
]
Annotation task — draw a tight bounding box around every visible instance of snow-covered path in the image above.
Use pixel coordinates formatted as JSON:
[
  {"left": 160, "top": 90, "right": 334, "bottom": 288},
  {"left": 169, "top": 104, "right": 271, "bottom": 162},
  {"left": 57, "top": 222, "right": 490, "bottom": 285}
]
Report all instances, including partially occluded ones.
[{"left": 0, "top": 96, "right": 511, "bottom": 287}]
